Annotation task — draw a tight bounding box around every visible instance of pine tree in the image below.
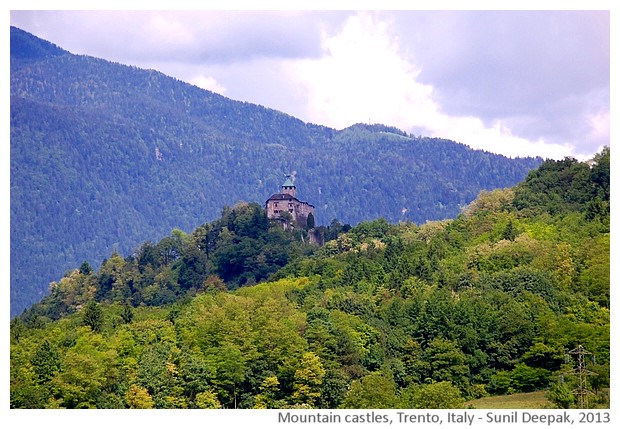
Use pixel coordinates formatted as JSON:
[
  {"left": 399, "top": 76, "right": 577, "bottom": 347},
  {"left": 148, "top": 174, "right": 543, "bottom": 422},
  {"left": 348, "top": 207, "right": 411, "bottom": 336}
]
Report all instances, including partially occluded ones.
[
  {"left": 31, "top": 340, "right": 61, "bottom": 383},
  {"left": 120, "top": 303, "right": 134, "bottom": 324},
  {"left": 82, "top": 301, "right": 104, "bottom": 332}
]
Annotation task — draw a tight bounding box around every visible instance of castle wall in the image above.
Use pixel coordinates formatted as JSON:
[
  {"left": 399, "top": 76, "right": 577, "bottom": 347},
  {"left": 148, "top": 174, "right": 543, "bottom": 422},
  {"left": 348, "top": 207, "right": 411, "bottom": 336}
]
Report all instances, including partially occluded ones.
[
  {"left": 265, "top": 180, "right": 314, "bottom": 229},
  {"left": 265, "top": 195, "right": 314, "bottom": 228},
  {"left": 265, "top": 198, "right": 284, "bottom": 218},
  {"left": 294, "top": 201, "right": 314, "bottom": 219}
]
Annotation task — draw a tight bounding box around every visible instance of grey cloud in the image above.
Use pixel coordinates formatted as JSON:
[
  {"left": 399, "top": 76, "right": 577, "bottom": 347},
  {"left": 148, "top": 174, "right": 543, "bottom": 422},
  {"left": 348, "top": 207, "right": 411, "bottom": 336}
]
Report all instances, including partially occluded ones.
[
  {"left": 10, "top": 10, "right": 610, "bottom": 158},
  {"left": 391, "top": 11, "right": 609, "bottom": 114},
  {"left": 384, "top": 10, "right": 609, "bottom": 156},
  {"left": 11, "top": 10, "right": 350, "bottom": 65}
]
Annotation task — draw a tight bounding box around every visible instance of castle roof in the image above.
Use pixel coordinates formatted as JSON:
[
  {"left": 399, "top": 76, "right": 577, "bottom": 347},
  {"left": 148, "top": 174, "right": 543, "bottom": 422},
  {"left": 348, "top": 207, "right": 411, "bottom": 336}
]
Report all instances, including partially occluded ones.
[
  {"left": 282, "top": 177, "right": 296, "bottom": 187},
  {"left": 267, "top": 193, "right": 297, "bottom": 201},
  {"left": 266, "top": 193, "right": 315, "bottom": 207}
]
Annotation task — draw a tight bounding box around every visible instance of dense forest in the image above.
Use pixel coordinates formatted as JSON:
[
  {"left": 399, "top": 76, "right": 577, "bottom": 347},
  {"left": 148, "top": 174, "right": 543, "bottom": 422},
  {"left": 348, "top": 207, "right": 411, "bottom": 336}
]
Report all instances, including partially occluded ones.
[
  {"left": 10, "top": 148, "right": 610, "bottom": 409},
  {"left": 10, "top": 26, "right": 542, "bottom": 315}
]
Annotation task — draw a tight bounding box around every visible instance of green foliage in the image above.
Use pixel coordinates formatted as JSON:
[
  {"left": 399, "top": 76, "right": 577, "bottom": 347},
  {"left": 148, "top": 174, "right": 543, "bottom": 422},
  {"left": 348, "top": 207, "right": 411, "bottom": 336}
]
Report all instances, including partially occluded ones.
[
  {"left": 10, "top": 148, "right": 609, "bottom": 409},
  {"left": 120, "top": 304, "right": 134, "bottom": 324},
  {"left": 546, "top": 382, "right": 575, "bottom": 409},
  {"left": 195, "top": 390, "right": 222, "bottom": 409},
  {"left": 488, "top": 370, "right": 514, "bottom": 395},
  {"left": 254, "top": 376, "right": 281, "bottom": 409},
  {"left": 306, "top": 212, "right": 315, "bottom": 230},
  {"left": 31, "top": 340, "right": 61, "bottom": 383},
  {"left": 400, "top": 381, "right": 465, "bottom": 409},
  {"left": 589, "top": 146, "right": 610, "bottom": 200},
  {"left": 292, "top": 352, "right": 326, "bottom": 407},
  {"left": 341, "top": 372, "right": 399, "bottom": 409},
  {"left": 24, "top": 203, "right": 312, "bottom": 317},
  {"left": 423, "top": 338, "right": 470, "bottom": 390},
  {"left": 82, "top": 301, "right": 104, "bottom": 333},
  {"left": 577, "top": 234, "right": 610, "bottom": 307},
  {"left": 126, "top": 384, "right": 155, "bottom": 409},
  {"left": 10, "top": 26, "right": 542, "bottom": 316},
  {"left": 509, "top": 363, "right": 551, "bottom": 392},
  {"left": 513, "top": 151, "right": 610, "bottom": 221}
]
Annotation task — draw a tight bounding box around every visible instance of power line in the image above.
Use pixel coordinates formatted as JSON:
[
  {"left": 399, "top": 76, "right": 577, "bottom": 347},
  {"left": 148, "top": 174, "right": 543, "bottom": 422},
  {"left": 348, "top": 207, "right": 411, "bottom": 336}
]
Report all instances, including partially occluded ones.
[{"left": 566, "top": 345, "right": 597, "bottom": 408}]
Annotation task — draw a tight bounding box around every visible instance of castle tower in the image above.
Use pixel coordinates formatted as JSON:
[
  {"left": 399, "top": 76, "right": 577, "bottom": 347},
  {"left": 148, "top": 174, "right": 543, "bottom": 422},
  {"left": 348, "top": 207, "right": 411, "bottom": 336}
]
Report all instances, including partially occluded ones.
[
  {"left": 265, "top": 175, "right": 314, "bottom": 229},
  {"left": 281, "top": 176, "right": 296, "bottom": 198}
]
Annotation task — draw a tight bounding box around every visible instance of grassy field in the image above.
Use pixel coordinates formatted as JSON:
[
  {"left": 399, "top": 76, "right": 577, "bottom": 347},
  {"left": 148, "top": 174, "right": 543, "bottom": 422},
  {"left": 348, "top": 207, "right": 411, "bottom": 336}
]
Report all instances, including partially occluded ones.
[
  {"left": 465, "top": 389, "right": 610, "bottom": 409},
  {"left": 465, "top": 391, "right": 553, "bottom": 409}
]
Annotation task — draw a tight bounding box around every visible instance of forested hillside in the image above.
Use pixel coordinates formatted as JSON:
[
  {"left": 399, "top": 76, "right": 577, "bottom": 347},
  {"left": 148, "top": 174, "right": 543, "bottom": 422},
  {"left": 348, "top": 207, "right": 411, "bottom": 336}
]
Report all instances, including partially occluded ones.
[
  {"left": 10, "top": 149, "right": 610, "bottom": 409},
  {"left": 10, "top": 26, "right": 542, "bottom": 315}
]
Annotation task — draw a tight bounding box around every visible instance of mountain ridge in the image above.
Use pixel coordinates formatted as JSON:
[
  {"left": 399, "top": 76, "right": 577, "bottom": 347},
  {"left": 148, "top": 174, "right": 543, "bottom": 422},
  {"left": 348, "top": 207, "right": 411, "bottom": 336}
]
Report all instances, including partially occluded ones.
[
  {"left": 10, "top": 26, "right": 542, "bottom": 315},
  {"left": 10, "top": 147, "right": 610, "bottom": 409}
]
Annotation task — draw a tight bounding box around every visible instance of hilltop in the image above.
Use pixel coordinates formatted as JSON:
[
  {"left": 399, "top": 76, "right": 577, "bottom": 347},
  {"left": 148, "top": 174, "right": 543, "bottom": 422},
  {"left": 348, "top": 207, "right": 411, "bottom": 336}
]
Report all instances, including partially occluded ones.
[
  {"left": 11, "top": 150, "right": 610, "bottom": 409},
  {"left": 11, "top": 26, "right": 541, "bottom": 315}
]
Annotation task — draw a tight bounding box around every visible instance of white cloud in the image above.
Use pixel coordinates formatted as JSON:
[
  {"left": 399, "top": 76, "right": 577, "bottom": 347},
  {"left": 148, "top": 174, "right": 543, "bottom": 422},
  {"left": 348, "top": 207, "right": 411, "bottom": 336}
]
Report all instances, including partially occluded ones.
[
  {"left": 289, "top": 13, "right": 436, "bottom": 130},
  {"left": 10, "top": 10, "right": 609, "bottom": 160},
  {"left": 189, "top": 75, "right": 227, "bottom": 94},
  {"left": 438, "top": 118, "right": 573, "bottom": 160},
  {"left": 586, "top": 110, "right": 610, "bottom": 147},
  {"left": 287, "top": 12, "right": 577, "bottom": 160}
]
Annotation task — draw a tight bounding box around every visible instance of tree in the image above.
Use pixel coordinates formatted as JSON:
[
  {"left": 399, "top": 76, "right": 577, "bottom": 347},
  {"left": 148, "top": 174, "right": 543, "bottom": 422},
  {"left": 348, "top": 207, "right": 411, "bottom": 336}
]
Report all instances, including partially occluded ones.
[
  {"left": 292, "top": 352, "right": 326, "bottom": 407},
  {"left": 522, "top": 342, "right": 565, "bottom": 372},
  {"left": 546, "top": 382, "right": 575, "bottom": 409},
  {"left": 52, "top": 329, "right": 112, "bottom": 408},
  {"left": 126, "top": 384, "right": 155, "bottom": 408},
  {"left": 40, "top": 269, "right": 97, "bottom": 319},
  {"left": 462, "top": 188, "right": 515, "bottom": 217},
  {"left": 488, "top": 370, "right": 513, "bottom": 395},
  {"left": 509, "top": 363, "right": 551, "bottom": 392},
  {"left": 589, "top": 146, "right": 610, "bottom": 200},
  {"left": 177, "top": 244, "right": 209, "bottom": 291},
  {"left": 400, "top": 381, "right": 465, "bottom": 409},
  {"left": 254, "top": 376, "right": 281, "bottom": 409},
  {"left": 400, "top": 338, "right": 429, "bottom": 385},
  {"left": 79, "top": 261, "right": 93, "bottom": 275},
  {"left": 513, "top": 157, "right": 593, "bottom": 215},
  {"left": 82, "top": 301, "right": 104, "bottom": 333},
  {"left": 137, "top": 342, "right": 184, "bottom": 408},
  {"left": 179, "top": 353, "right": 216, "bottom": 403},
  {"left": 578, "top": 234, "right": 610, "bottom": 307},
  {"left": 306, "top": 212, "right": 315, "bottom": 230},
  {"left": 423, "top": 338, "right": 470, "bottom": 390},
  {"left": 31, "top": 340, "right": 61, "bottom": 383},
  {"left": 120, "top": 303, "right": 134, "bottom": 324},
  {"left": 502, "top": 220, "right": 517, "bottom": 241},
  {"left": 318, "top": 370, "right": 348, "bottom": 409},
  {"left": 195, "top": 390, "right": 222, "bottom": 409},
  {"left": 208, "top": 343, "right": 247, "bottom": 408},
  {"left": 341, "top": 372, "right": 399, "bottom": 409}
]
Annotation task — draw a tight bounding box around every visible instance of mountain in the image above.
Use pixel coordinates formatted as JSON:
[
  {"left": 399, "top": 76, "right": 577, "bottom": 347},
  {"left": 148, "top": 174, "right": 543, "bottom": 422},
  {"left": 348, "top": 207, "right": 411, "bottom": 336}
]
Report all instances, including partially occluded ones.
[
  {"left": 10, "top": 26, "right": 542, "bottom": 316},
  {"left": 10, "top": 150, "right": 610, "bottom": 409}
]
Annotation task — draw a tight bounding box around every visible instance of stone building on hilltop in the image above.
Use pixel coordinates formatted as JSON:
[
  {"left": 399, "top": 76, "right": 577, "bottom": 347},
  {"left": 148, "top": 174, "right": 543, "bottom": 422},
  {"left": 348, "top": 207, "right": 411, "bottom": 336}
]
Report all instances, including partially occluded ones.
[{"left": 265, "top": 176, "right": 315, "bottom": 229}]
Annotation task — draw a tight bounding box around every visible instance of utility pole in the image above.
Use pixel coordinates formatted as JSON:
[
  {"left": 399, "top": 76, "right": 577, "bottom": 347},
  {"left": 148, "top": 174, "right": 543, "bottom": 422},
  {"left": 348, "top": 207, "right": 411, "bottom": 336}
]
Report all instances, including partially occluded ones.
[{"left": 566, "top": 345, "right": 596, "bottom": 408}]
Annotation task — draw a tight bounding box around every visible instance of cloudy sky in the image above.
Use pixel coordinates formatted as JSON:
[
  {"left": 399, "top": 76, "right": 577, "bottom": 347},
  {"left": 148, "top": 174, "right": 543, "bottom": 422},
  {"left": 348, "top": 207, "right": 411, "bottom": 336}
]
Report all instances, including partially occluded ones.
[{"left": 9, "top": 8, "right": 611, "bottom": 160}]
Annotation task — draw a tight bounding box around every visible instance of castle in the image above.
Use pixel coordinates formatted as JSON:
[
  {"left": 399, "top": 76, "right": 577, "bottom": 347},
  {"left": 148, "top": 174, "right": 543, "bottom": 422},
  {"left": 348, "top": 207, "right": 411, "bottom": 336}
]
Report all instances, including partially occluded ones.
[{"left": 265, "top": 176, "right": 315, "bottom": 228}]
